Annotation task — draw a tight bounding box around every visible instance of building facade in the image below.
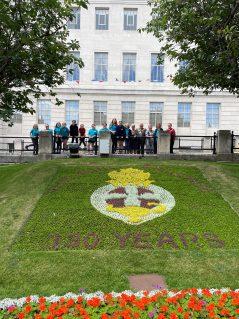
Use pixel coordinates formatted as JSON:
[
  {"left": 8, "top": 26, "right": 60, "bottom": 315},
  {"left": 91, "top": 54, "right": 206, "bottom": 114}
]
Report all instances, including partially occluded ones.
[{"left": 1, "top": 0, "right": 239, "bottom": 136}]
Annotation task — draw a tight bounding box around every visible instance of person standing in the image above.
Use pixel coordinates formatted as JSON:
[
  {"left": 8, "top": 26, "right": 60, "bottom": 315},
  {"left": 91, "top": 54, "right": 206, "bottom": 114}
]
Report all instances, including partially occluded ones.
[
  {"left": 88, "top": 124, "right": 98, "bottom": 152},
  {"left": 30, "top": 124, "right": 39, "bottom": 155},
  {"left": 130, "top": 124, "right": 137, "bottom": 154},
  {"left": 54, "top": 122, "right": 62, "bottom": 153},
  {"left": 167, "top": 123, "right": 176, "bottom": 154},
  {"left": 79, "top": 124, "right": 86, "bottom": 149},
  {"left": 154, "top": 122, "right": 164, "bottom": 154},
  {"left": 116, "top": 120, "right": 126, "bottom": 153},
  {"left": 109, "top": 118, "right": 118, "bottom": 153},
  {"left": 60, "top": 122, "right": 70, "bottom": 151},
  {"left": 136, "top": 123, "right": 146, "bottom": 156},
  {"left": 70, "top": 120, "right": 79, "bottom": 143},
  {"left": 146, "top": 124, "right": 154, "bottom": 154},
  {"left": 124, "top": 123, "right": 132, "bottom": 153}
]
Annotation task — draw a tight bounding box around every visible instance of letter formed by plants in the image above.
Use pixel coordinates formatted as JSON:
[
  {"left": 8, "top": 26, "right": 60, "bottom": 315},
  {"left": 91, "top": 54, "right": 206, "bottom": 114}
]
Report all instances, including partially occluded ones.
[{"left": 91, "top": 168, "right": 175, "bottom": 225}]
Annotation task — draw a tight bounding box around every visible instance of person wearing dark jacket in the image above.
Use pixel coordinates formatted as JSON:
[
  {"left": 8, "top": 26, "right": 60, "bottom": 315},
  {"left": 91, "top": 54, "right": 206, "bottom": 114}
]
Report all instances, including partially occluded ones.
[
  {"left": 70, "top": 120, "right": 79, "bottom": 143},
  {"left": 116, "top": 120, "right": 126, "bottom": 153}
]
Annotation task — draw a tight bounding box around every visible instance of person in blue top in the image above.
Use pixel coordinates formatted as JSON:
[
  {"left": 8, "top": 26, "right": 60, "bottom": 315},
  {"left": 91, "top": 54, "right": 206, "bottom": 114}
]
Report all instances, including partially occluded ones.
[
  {"left": 124, "top": 123, "right": 132, "bottom": 153},
  {"left": 54, "top": 122, "right": 62, "bottom": 153},
  {"left": 109, "top": 118, "right": 118, "bottom": 153},
  {"left": 88, "top": 123, "right": 98, "bottom": 152},
  {"left": 44, "top": 124, "right": 54, "bottom": 135},
  {"left": 60, "top": 122, "right": 70, "bottom": 151},
  {"left": 99, "top": 123, "right": 110, "bottom": 137},
  {"left": 30, "top": 124, "right": 39, "bottom": 155}
]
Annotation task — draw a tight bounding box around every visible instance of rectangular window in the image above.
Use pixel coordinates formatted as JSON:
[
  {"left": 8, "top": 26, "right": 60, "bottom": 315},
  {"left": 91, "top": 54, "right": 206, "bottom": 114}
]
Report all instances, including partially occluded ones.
[
  {"left": 122, "top": 101, "right": 135, "bottom": 125},
  {"left": 65, "top": 100, "right": 79, "bottom": 127},
  {"left": 124, "top": 9, "right": 137, "bottom": 30},
  {"left": 66, "top": 52, "right": 80, "bottom": 81},
  {"left": 96, "top": 8, "right": 109, "bottom": 30},
  {"left": 149, "top": 102, "right": 163, "bottom": 127},
  {"left": 177, "top": 102, "right": 191, "bottom": 127},
  {"left": 38, "top": 100, "right": 51, "bottom": 125},
  {"left": 151, "top": 54, "right": 164, "bottom": 82},
  {"left": 94, "top": 101, "right": 107, "bottom": 125},
  {"left": 12, "top": 113, "right": 22, "bottom": 124},
  {"left": 122, "top": 53, "right": 136, "bottom": 82},
  {"left": 206, "top": 103, "right": 220, "bottom": 128},
  {"left": 68, "top": 8, "right": 80, "bottom": 29},
  {"left": 94, "top": 52, "right": 108, "bottom": 81}
]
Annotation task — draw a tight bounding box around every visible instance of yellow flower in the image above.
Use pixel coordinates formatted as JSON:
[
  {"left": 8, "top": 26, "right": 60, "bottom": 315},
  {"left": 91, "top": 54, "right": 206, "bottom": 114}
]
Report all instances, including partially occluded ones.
[{"left": 107, "top": 168, "right": 154, "bottom": 187}]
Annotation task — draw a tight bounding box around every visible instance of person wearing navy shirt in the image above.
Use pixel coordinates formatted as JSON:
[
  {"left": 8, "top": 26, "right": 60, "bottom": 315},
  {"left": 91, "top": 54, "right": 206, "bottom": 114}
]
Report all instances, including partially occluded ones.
[
  {"left": 116, "top": 120, "right": 126, "bottom": 153},
  {"left": 70, "top": 120, "right": 79, "bottom": 143}
]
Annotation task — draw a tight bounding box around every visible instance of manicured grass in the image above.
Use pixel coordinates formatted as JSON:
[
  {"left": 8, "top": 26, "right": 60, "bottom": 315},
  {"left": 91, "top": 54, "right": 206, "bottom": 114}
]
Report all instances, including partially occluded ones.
[{"left": 0, "top": 159, "right": 239, "bottom": 298}]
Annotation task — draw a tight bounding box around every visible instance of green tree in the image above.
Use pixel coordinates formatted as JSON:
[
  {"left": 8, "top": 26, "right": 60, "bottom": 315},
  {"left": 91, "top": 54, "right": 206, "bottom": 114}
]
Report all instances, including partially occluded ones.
[
  {"left": 0, "top": 0, "right": 88, "bottom": 122},
  {"left": 143, "top": 0, "right": 239, "bottom": 96}
]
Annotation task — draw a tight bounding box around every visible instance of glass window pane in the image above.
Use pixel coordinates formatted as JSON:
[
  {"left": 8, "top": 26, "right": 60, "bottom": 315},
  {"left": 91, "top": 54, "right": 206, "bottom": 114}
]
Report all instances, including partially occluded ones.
[
  {"left": 151, "top": 53, "right": 164, "bottom": 82},
  {"left": 121, "top": 102, "right": 135, "bottom": 125},
  {"left": 65, "top": 100, "right": 79, "bottom": 126},
  {"left": 177, "top": 102, "right": 191, "bottom": 127},
  {"left": 124, "top": 9, "right": 137, "bottom": 30},
  {"left": 68, "top": 8, "right": 80, "bottom": 29},
  {"left": 122, "top": 53, "right": 136, "bottom": 81},
  {"left": 94, "top": 52, "right": 108, "bottom": 81},
  {"left": 206, "top": 103, "right": 219, "bottom": 128},
  {"left": 94, "top": 101, "right": 107, "bottom": 125},
  {"left": 38, "top": 100, "right": 51, "bottom": 125},
  {"left": 96, "top": 9, "right": 109, "bottom": 30},
  {"left": 67, "top": 52, "right": 80, "bottom": 81}
]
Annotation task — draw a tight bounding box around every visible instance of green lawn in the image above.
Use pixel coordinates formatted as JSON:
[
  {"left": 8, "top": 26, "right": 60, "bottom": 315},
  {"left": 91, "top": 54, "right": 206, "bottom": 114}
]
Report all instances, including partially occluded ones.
[{"left": 0, "top": 158, "right": 239, "bottom": 298}]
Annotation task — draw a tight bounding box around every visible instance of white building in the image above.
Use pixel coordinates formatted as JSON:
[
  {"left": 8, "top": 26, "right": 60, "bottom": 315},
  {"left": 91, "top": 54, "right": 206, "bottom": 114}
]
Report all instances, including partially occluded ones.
[{"left": 1, "top": 0, "right": 239, "bottom": 137}]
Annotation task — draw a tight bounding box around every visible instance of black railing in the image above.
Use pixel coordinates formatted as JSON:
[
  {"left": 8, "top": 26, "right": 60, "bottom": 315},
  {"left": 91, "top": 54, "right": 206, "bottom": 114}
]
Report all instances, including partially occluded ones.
[
  {"left": 231, "top": 131, "right": 239, "bottom": 154},
  {"left": 174, "top": 133, "right": 217, "bottom": 154}
]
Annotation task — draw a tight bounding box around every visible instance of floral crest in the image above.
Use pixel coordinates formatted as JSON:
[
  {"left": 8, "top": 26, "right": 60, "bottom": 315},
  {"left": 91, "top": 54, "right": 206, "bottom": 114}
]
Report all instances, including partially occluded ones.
[{"left": 107, "top": 168, "right": 154, "bottom": 187}]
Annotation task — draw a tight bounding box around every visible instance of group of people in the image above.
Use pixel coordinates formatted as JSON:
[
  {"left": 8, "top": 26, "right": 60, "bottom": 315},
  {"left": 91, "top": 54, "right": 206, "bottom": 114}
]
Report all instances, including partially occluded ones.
[{"left": 29, "top": 120, "right": 176, "bottom": 155}]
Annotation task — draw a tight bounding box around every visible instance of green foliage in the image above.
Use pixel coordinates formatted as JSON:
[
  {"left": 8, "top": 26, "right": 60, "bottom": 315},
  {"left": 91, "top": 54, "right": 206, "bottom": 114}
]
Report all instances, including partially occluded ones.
[
  {"left": 143, "top": 0, "right": 239, "bottom": 95},
  {"left": 0, "top": 0, "right": 88, "bottom": 122}
]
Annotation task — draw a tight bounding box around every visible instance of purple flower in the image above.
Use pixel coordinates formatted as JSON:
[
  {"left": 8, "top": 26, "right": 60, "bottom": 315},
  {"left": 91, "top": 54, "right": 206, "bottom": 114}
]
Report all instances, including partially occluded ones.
[
  {"left": 79, "top": 289, "right": 85, "bottom": 293},
  {"left": 148, "top": 311, "right": 155, "bottom": 318}
]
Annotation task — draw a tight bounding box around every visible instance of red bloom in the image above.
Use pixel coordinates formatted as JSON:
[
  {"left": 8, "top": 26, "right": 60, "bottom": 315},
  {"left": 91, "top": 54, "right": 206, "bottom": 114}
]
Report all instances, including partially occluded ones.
[
  {"left": 18, "top": 312, "right": 25, "bottom": 319},
  {"left": 170, "top": 313, "right": 178, "bottom": 319},
  {"left": 25, "top": 305, "right": 32, "bottom": 313},
  {"left": 26, "top": 296, "right": 31, "bottom": 303},
  {"left": 177, "top": 307, "right": 183, "bottom": 313},
  {"left": 232, "top": 298, "right": 239, "bottom": 306},
  {"left": 184, "top": 312, "right": 190, "bottom": 319},
  {"left": 39, "top": 303, "right": 46, "bottom": 311},
  {"left": 46, "top": 315, "right": 54, "bottom": 319},
  {"left": 67, "top": 298, "right": 75, "bottom": 307},
  {"left": 39, "top": 297, "right": 46, "bottom": 303},
  {"left": 87, "top": 297, "right": 101, "bottom": 307},
  {"left": 101, "top": 314, "right": 109, "bottom": 319},
  {"left": 133, "top": 312, "right": 140, "bottom": 318},
  {"left": 77, "top": 296, "right": 83, "bottom": 303},
  {"left": 220, "top": 309, "right": 230, "bottom": 316},
  {"left": 160, "top": 305, "right": 168, "bottom": 312},
  {"left": 158, "top": 315, "right": 166, "bottom": 319}
]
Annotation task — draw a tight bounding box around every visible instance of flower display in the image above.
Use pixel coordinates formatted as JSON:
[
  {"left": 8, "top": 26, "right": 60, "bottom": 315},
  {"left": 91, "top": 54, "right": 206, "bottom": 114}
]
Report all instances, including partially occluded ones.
[
  {"left": 2, "top": 289, "right": 239, "bottom": 319},
  {"left": 91, "top": 168, "right": 175, "bottom": 225}
]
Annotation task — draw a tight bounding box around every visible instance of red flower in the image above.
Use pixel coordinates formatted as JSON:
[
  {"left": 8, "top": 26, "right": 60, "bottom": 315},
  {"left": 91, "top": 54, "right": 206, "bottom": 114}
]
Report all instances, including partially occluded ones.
[
  {"left": 184, "top": 312, "right": 190, "bottom": 319},
  {"left": 220, "top": 309, "right": 230, "bottom": 316},
  {"left": 170, "top": 313, "right": 178, "bottom": 319},
  {"left": 46, "top": 315, "right": 54, "bottom": 319},
  {"left": 25, "top": 305, "right": 32, "bottom": 313},
  {"left": 18, "top": 313, "right": 25, "bottom": 319},
  {"left": 133, "top": 312, "right": 140, "bottom": 318},
  {"left": 39, "top": 297, "right": 46, "bottom": 303},
  {"left": 177, "top": 307, "right": 183, "bottom": 313},
  {"left": 160, "top": 305, "right": 168, "bottom": 312},
  {"left": 67, "top": 298, "right": 75, "bottom": 307},
  {"left": 232, "top": 298, "right": 239, "bottom": 306},
  {"left": 26, "top": 296, "right": 31, "bottom": 303},
  {"left": 39, "top": 303, "right": 46, "bottom": 311},
  {"left": 87, "top": 297, "right": 101, "bottom": 307},
  {"left": 158, "top": 315, "right": 166, "bottom": 319},
  {"left": 77, "top": 296, "right": 83, "bottom": 303},
  {"left": 101, "top": 314, "right": 109, "bottom": 319}
]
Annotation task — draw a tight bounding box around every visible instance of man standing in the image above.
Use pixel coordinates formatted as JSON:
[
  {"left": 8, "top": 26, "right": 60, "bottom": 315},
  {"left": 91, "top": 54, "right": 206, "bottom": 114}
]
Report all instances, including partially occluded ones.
[{"left": 167, "top": 123, "right": 176, "bottom": 154}]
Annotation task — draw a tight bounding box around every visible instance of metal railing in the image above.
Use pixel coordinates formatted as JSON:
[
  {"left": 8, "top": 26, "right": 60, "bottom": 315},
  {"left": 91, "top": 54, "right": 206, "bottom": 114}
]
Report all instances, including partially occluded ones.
[
  {"left": 174, "top": 133, "right": 217, "bottom": 154},
  {"left": 231, "top": 131, "right": 239, "bottom": 154}
]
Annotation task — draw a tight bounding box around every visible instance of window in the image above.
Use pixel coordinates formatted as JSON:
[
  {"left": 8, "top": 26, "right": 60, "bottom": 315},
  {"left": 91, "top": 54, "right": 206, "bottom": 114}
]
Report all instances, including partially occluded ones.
[
  {"left": 38, "top": 100, "right": 51, "bottom": 125},
  {"left": 68, "top": 8, "right": 80, "bottom": 29},
  {"left": 149, "top": 102, "right": 163, "bottom": 127},
  {"left": 65, "top": 100, "right": 79, "bottom": 126},
  {"left": 66, "top": 52, "right": 80, "bottom": 81},
  {"left": 179, "top": 60, "right": 189, "bottom": 71},
  {"left": 124, "top": 9, "right": 137, "bottom": 30},
  {"left": 122, "top": 102, "right": 135, "bottom": 125},
  {"left": 206, "top": 103, "right": 220, "bottom": 128},
  {"left": 151, "top": 54, "right": 164, "bottom": 82},
  {"left": 122, "top": 53, "right": 136, "bottom": 82},
  {"left": 94, "top": 101, "right": 107, "bottom": 125},
  {"left": 12, "top": 113, "right": 22, "bottom": 124},
  {"left": 178, "top": 102, "right": 191, "bottom": 127},
  {"left": 96, "top": 8, "right": 109, "bottom": 30},
  {"left": 94, "top": 52, "right": 108, "bottom": 81}
]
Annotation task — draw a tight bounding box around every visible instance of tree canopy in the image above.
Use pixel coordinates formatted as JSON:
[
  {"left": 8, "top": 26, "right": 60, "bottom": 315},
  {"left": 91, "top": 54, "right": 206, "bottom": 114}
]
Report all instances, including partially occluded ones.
[
  {"left": 0, "top": 0, "right": 88, "bottom": 122},
  {"left": 143, "top": 0, "right": 239, "bottom": 96}
]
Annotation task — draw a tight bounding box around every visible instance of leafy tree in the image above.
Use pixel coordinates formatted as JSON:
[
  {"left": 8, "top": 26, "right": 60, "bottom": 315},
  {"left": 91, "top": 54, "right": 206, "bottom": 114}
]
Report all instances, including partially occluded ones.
[
  {"left": 0, "top": 0, "right": 88, "bottom": 122},
  {"left": 143, "top": 0, "right": 239, "bottom": 96}
]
